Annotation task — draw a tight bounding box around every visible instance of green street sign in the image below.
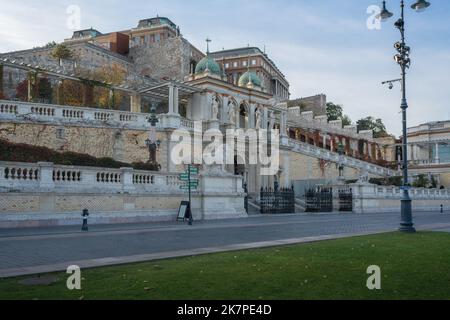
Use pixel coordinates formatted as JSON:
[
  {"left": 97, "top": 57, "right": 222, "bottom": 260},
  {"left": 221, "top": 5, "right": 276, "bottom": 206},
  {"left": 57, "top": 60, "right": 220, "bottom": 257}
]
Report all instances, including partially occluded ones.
[
  {"left": 188, "top": 167, "right": 199, "bottom": 175},
  {"left": 179, "top": 174, "right": 189, "bottom": 181},
  {"left": 180, "top": 181, "right": 198, "bottom": 187}
]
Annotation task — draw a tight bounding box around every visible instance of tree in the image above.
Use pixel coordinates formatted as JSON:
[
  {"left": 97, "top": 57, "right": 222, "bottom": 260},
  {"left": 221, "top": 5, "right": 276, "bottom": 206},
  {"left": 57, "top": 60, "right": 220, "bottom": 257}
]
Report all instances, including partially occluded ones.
[
  {"left": 44, "top": 41, "right": 57, "bottom": 49},
  {"left": 357, "top": 116, "right": 388, "bottom": 138},
  {"left": 341, "top": 115, "right": 352, "bottom": 127},
  {"left": 15, "top": 79, "right": 28, "bottom": 101},
  {"left": 91, "top": 63, "right": 127, "bottom": 109},
  {"left": 38, "top": 78, "right": 53, "bottom": 102},
  {"left": 412, "top": 174, "right": 429, "bottom": 188},
  {"left": 326, "top": 102, "right": 343, "bottom": 121},
  {"left": 326, "top": 102, "right": 352, "bottom": 126},
  {"left": 51, "top": 44, "right": 73, "bottom": 66}
]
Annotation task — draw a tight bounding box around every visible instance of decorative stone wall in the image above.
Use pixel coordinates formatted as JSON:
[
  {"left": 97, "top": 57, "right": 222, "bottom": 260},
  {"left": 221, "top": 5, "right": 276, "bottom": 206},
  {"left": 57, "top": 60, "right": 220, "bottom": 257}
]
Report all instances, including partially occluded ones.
[
  {"left": 0, "top": 122, "right": 168, "bottom": 168},
  {"left": 0, "top": 193, "right": 185, "bottom": 228},
  {"left": 287, "top": 150, "right": 360, "bottom": 183}
]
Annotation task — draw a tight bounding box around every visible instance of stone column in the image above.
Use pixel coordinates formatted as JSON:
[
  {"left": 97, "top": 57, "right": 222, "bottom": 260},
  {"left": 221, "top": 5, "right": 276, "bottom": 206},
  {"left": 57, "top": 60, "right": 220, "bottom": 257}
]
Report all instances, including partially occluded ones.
[
  {"left": 249, "top": 104, "right": 255, "bottom": 129},
  {"left": 168, "top": 84, "right": 174, "bottom": 114},
  {"left": 108, "top": 89, "right": 115, "bottom": 109},
  {"left": 130, "top": 93, "right": 142, "bottom": 113},
  {"left": 365, "top": 142, "right": 369, "bottom": 159},
  {"left": 56, "top": 80, "right": 64, "bottom": 105},
  {"left": 280, "top": 111, "right": 287, "bottom": 136},
  {"left": 167, "top": 138, "right": 179, "bottom": 172},
  {"left": 281, "top": 149, "right": 291, "bottom": 188},
  {"left": 121, "top": 167, "right": 136, "bottom": 193},
  {"left": 174, "top": 86, "right": 179, "bottom": 115},
  {"left": 222, "top": 96, "right": 229, "bottom": 124},
  {"left": 27, "top": 72, "right": 38, "bottom": 102},
  {"left": 345, "top": 137, "right": 351, "bottom": 155},
  {"left": 38, "top": 162, "right": 55, "bottom": 191},
  {"left": 435, "top": 143, "right": 440, "bottom": 164},
  {"left": 263, "top": 108, "right": 268, "bottom": 129}
]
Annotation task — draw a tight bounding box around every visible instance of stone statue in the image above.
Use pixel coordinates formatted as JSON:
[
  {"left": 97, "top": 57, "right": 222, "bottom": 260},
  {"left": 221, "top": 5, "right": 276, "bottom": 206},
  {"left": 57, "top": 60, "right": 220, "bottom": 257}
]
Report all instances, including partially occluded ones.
[
  {"left": 228, "top": 101, "right": 236, "bottom": 125},
  {"left": 269, "top": 112, "right": 275, "bottom": 129},
  {"left": 255, "top": 107, "right": 262, "bottom": 129},
  {"left": 211, "top": 96, "right": 219, "bottom": 120},
  {"left": 358, "top": 170, "right": 369, "bottom": 184}
]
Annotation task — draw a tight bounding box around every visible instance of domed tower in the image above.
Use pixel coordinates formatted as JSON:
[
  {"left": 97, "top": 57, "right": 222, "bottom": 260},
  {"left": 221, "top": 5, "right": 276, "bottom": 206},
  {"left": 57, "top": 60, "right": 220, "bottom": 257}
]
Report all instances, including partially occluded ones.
[
  {"left": 238, "top": 70, "right": 262, "bottom": 89},
  {"left": 238, "top": 56, "right": 262, "bottom": 90},
  {"left": 194, "top": 38, "right": 223, "bottom": 80}
]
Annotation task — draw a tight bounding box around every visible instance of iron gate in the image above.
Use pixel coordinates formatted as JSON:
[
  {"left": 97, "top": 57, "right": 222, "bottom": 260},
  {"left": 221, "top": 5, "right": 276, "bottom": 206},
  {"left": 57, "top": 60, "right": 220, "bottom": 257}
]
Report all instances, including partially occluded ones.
[
  {"left": 338, "top": 188, "right": 353, "bottom": 212},
  {"left": 260, "top": 187, "right": 295, "bottom": 214},
  {"left": 305, "top": 187, "right": 333, "bottom": 212}
]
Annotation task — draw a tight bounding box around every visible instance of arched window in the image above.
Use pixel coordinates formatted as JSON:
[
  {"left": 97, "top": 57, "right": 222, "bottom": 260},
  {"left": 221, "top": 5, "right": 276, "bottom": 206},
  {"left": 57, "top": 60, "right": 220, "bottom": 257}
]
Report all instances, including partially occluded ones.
[{"left": 239, "top": 103, "right": 249, "bottom": 129}]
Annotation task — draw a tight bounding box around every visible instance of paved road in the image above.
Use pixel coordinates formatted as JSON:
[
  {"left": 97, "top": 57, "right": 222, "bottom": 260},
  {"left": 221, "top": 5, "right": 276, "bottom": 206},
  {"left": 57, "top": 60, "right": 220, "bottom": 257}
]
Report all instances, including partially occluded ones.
[{"left": 0, "top": 211, "right": 449, "bottom": 277}]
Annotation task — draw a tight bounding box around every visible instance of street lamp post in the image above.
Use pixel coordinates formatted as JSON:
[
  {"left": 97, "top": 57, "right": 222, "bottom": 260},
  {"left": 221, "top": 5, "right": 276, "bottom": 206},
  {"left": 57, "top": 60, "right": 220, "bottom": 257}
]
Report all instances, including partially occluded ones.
[
  {"left": 378, "top": 0, "right": 431, "bottom": 233},
  {"left": 145, "top": 103, "right": 161, "bottom": 164},
  {"left": 337, "top": 142, "right": 345, "bottom": 181}
]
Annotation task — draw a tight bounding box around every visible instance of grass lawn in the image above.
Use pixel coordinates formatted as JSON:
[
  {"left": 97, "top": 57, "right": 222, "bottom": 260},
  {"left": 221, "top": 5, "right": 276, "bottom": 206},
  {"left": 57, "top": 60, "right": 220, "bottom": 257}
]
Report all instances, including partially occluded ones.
[{"left": 0, "top": 232, "right": 449, "bottom": 300}]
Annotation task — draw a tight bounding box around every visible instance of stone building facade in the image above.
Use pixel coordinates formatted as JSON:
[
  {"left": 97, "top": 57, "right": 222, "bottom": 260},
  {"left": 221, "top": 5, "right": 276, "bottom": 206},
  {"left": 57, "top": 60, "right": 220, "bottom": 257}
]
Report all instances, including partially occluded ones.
[{"left": 209, "top": 47, "right": 290, "bottom": 101}]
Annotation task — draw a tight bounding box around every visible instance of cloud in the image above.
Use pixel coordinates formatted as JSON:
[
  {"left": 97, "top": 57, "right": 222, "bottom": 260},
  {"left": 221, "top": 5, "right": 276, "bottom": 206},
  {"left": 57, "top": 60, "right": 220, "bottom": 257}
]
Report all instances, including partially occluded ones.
[{"left": 1, "top": 0, "right": 448, "bottom": 136}]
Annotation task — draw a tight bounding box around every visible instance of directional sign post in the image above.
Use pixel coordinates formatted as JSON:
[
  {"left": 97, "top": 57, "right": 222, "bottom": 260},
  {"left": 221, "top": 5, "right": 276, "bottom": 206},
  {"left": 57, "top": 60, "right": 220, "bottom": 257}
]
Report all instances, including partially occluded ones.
[{"left": 178, "top": 165, "right": 199, "bottom": 225}]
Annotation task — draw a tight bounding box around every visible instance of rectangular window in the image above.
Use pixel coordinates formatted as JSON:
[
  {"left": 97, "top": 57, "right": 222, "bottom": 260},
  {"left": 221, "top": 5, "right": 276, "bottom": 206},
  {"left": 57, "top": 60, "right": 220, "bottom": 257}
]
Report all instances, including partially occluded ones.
[
  {"left": 252, "top": 59, "right": 257, "bottom": 65},
  {"left": 225, "top": 63, "right": 229, "bottom": 68},
  {"left": 242, "top": 61, "right": 247, "bottom": 67},
  {"left": 233, "top": 62, "right": 238, "bottom": 68}
]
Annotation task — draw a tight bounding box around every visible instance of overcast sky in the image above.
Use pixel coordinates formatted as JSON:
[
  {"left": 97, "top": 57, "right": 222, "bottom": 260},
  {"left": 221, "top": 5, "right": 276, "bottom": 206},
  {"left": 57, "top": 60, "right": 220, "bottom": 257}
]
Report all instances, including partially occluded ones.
[{"left": 1, "top": 0, "right": 449, "bottom": 136}]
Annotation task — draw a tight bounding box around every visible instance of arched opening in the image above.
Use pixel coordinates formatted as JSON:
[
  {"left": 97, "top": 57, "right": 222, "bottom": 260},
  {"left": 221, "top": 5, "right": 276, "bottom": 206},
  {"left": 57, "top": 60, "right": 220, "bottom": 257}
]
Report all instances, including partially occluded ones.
[
  {"left": 189, "top": 60, "right": 197, "bottom": 75},
  {"left": 213, "top": 95, "right": 223, "bottom": 121},
  {"left": 239, "top": 103, "right": 248, "bottom": 129}
]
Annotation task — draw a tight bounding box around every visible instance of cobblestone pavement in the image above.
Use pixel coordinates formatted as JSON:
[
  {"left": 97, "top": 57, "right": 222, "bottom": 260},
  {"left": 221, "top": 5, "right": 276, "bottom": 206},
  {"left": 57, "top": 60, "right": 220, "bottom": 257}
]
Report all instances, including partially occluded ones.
[{"left": 0, "top": 211, "right": 449, "bottom": 277}]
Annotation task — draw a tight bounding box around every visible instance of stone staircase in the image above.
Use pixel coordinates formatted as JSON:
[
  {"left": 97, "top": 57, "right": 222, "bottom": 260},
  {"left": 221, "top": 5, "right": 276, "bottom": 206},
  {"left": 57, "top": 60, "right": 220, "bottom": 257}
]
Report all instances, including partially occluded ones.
[{"left": 288, "top": 139, "right": 400, "bottom": 178}]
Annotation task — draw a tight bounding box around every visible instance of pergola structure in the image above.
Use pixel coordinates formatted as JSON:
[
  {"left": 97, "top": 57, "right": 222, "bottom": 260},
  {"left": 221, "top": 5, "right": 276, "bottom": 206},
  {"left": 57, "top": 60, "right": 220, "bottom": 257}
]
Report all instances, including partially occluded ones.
[{"left": 0, "top": 57, "right": 202, "bottom": 114}]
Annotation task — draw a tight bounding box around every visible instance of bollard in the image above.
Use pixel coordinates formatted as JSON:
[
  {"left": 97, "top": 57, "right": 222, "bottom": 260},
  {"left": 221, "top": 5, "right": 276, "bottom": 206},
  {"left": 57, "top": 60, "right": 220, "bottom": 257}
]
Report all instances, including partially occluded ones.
[{"left": 82, "top": 209, "right": 89, "bottom": 231}]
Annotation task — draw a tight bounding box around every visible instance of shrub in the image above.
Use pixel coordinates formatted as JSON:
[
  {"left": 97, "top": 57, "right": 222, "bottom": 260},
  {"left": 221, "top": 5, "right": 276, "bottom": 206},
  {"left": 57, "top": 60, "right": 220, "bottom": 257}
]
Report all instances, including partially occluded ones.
[{"left": 0, "top": 139, "right": 160, "bottom": 171}]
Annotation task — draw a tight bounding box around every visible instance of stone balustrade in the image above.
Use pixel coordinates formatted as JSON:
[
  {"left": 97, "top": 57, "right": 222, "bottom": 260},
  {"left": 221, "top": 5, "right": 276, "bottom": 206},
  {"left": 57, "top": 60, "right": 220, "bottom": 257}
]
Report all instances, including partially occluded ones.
[
  {"left": 0, "top": 100, "right": 195, "bottom": 131},
  {"left": 352, "top": 183, "right": 450, "bottom": 199},
  {"left": 289, "top": 139, "right": 399, "bottom": 177},
  {"left": 350, "top": 182, "right": 450, "bottom": 213},
  {"left": 287, "top": 109, "right": 375, "bottom": 141},
  {"left": 0, "top": 161, "right": 188, "bottom": 194}
]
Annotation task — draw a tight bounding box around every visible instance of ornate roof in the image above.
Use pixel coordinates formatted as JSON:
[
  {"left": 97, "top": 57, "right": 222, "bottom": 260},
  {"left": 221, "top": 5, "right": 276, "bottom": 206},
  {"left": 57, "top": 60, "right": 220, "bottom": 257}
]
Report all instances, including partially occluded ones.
[
  {"left": 238, "top": 70, "right": 262, "bottom": 88},
  {"left": 195, "top": 55, "right": 222, "bottom": 76}
]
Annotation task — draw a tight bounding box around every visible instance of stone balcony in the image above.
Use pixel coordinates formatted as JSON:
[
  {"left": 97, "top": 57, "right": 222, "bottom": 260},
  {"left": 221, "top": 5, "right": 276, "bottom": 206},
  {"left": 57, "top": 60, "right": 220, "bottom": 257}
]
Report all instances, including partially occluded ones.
[
  {"left": 0, "top": 161, "right": 188, "bottom": 195},
  {"left": 0, "top": 100, "right": 195, "bottom": 131}
]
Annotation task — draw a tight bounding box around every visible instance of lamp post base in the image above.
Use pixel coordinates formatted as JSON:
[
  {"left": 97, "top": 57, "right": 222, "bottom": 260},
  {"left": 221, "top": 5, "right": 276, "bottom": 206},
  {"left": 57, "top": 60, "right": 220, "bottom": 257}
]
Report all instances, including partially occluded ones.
[{"left": 399, "top": 197, "right": 416, "bottom": 233}]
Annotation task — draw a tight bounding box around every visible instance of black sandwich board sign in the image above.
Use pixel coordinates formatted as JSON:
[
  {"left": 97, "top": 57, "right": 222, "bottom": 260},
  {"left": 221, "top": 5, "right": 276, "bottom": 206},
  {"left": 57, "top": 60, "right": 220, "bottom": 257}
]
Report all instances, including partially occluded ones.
[{"left": 177, "top": 201, "right": 191, "bottom": 221}]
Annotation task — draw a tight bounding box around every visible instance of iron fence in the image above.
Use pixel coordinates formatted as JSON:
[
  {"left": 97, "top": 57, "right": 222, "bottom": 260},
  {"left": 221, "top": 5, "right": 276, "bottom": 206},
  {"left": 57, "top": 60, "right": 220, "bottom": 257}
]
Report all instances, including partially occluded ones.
[
  {"left": 260, "top": 187, "right": 295, "bottom": 214},
  {"left": 338, "top": 188, "right": 353, "bottom": 212},
  {"left": 305, "top": 186, "right": 333, "bottom": 212}
]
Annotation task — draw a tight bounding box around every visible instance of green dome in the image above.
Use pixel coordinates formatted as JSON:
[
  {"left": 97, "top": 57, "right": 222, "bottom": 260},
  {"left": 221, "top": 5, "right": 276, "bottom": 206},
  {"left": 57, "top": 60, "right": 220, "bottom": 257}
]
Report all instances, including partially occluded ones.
[
  {"left": 195, "top": 56, "right": 222, "bottom": 76},
  {"left": 238, "top": 71, "right": 262, "bottom": 88}
]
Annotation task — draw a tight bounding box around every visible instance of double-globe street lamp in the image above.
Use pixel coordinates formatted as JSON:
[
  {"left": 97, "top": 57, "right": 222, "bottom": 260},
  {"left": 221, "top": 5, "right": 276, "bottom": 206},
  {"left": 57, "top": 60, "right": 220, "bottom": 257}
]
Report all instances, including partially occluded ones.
[{"left": 377, "top": 0, "right": 431, "bottom": 233}]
